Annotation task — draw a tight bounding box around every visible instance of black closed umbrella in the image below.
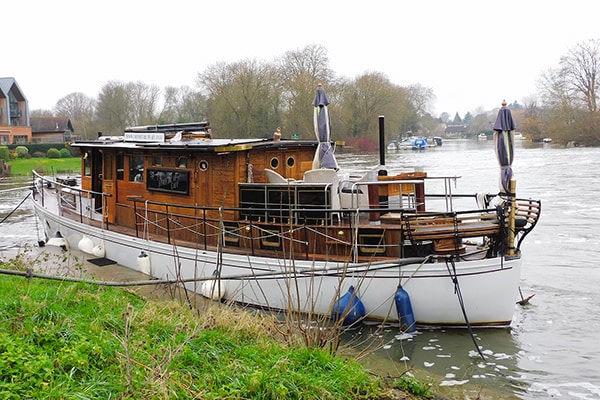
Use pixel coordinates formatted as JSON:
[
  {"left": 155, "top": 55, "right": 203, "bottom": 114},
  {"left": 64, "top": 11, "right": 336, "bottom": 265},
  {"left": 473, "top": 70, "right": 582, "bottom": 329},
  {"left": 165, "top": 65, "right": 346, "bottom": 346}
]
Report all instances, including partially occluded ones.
[
  {"left": 493, "top": 101, "right": 516, "bottom": 194},
  {"left": 312, "top": 83, "right": 339, "bottom": 170}
]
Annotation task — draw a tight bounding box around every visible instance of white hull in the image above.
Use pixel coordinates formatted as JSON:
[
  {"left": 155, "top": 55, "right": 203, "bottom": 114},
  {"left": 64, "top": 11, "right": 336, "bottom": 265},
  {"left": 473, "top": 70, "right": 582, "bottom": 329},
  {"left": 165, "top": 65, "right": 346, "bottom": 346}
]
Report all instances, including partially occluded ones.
[{"left": 34, "top": 191, "right": 522, "bottom": 327}]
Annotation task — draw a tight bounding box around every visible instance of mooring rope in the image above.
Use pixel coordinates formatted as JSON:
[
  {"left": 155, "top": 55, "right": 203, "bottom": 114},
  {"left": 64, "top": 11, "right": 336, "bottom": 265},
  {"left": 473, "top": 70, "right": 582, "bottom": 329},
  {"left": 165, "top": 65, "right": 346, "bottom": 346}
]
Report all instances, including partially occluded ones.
[
  {"left": 0, "top": 192, "right": 31, "bottom": 224},
  {"left": 445, "top": 257, "right": 486, "bottom": 361}
]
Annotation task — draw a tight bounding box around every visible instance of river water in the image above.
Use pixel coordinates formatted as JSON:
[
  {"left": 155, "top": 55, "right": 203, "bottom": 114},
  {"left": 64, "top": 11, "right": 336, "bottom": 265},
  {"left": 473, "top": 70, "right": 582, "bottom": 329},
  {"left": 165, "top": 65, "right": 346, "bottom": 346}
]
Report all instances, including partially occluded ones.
[{"left": 1, "top": 139, "right": 599, "bottom": 399}]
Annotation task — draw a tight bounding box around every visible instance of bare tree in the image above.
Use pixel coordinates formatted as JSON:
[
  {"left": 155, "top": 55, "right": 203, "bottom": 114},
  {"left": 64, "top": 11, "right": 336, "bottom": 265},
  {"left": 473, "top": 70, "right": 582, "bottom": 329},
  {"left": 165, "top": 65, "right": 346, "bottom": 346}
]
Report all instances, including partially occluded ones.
[
  {"left": 157, "top": 86, "right": 181, "bottom": 124},
  {"left": 95, "top": 81, "right": 132, "bottom": 135},
  {"left": 339, "top": 72, "right": 412, "bottom": 140},
  {"left": 126, "top": 81, "right": 161, "bottom": 126},
  {"left": 405, "top": 84, "right": 435, "bottom": 117},
  {"left": 520, "top": 100, "right": 544, "bottom": 141},
  {"left": 178, "top": 86, "right": 208, "bottom": 123},
  {"left": 276, "top": 44, "right": 334, "bottom": 137},
  {"left": 198, "top": 59, "right": 279, "bottom": 137},
  {"left": 54, "top": 92, "right": 96, "bottom": 139},
  {"left": 54, "top": 92, "right": 95, "bottom": 120},
  {"left": 559, "top": 39, "right": 599, "bottom": 112},
  {"left": 29, "top": 109, "right": 54, "bottom": 118},
  {"left": 95, "top": 81, "right": 161, "bottom": 134},
  {"left": 538, "top": 40, "right": 600, "bottom": 144},
  {"left": 157, "top": 86, "right": 208, "bottom": 124}
]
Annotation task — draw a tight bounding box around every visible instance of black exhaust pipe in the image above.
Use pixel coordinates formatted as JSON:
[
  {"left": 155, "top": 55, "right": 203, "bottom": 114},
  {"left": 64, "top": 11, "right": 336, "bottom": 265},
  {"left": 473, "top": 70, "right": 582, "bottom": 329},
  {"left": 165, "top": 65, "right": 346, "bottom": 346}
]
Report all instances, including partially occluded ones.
[{"left": 378, "top": 115, "right": 385, "bottom": 167}]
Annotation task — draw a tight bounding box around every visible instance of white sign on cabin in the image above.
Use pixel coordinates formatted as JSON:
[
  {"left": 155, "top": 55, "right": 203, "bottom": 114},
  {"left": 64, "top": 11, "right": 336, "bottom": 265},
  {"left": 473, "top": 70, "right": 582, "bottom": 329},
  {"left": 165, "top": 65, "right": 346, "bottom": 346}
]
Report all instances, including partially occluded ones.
[{"left": 124, "top": 132, "right": 165, "bottom": 142}]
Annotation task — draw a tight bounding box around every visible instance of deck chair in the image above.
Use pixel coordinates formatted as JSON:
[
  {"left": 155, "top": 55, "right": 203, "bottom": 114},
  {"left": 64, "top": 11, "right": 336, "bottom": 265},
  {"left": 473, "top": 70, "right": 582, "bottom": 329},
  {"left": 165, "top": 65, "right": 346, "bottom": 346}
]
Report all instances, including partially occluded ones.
[
  {"left": 339, "top": 172, "right": 370, "bottom": 209},
  {"left": 264, "top": 169, "right": 293, "bottom": 183},
  {"left": 303, "top": 168, "right": 341, "bottom": 219}
]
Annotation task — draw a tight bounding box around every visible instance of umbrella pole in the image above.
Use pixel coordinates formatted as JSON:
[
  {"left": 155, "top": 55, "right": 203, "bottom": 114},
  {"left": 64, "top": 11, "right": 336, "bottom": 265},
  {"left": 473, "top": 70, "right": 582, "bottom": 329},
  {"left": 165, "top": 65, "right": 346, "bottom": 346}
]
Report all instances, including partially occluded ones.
[{"left": 507, "top": 178, "right": 517, "bottom": 257}]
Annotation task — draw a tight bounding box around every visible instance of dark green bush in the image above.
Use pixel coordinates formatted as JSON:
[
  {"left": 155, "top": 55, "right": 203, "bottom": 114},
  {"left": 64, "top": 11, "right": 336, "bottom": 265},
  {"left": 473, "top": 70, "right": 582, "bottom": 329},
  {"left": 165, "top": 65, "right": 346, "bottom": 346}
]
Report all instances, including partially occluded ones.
[
  {"left": 0, "top": 146, "right": 8, "bottom": 162},
  {"left": 59, "top": 148, "right": 71, "bottom": 158},
  {"left": 15, "top": 146, "right": 29, "bottom": 158},
  {"left": 46, "top": 148, "right": 61, "bottom": 159}
]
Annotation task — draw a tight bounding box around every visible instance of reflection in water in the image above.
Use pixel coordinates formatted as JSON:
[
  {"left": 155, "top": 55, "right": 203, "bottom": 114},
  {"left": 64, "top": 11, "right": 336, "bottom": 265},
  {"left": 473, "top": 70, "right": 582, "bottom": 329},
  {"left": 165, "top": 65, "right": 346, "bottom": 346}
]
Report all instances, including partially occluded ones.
[{"left": 340, "top": 324, "right": 528, "bottom": 398}]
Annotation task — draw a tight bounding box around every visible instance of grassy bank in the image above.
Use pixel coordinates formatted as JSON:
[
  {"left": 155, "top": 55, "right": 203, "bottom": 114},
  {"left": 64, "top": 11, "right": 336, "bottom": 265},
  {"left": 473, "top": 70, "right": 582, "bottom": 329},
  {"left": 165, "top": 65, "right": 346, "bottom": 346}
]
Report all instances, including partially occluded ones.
[
  {"left": 6, "top": 157, "right": 81, "bottom": 176},
  {"left": 0, "top": 251, "right": 425, "bottom": 400}
]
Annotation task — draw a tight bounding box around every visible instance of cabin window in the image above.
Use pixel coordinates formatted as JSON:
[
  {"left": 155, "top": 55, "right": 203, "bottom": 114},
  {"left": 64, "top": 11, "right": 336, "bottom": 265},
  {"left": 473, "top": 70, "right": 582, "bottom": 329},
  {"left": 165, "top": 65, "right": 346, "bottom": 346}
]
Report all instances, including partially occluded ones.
[
  {"left": 116, "top": 152, "right": 124, "bottom": 180},
  {"left": 147, "top": 169, "right": 190, "bottom": 195},
  {"left": 286, "top": 156, "right": 295, "bottom": 167},
  {"left": 259, "top": 228, "right": 283, "bottom": 250},
  {"left": 84, "top": 151, "right": 91, "bottom": 176},
  {"left": 270, "top": 157, "right": 279, "bottom": 169},
  {"left": 153, "top": 156, "right": 162, "bottom": 166},
  {"left": 223, "top": 222, "right": 240, "bottom": 246},
  {"left": 357, "top": 230, "right": 387, "bottom": 256},
  {"left": 199, "top": 160, "right": 208, "bottom": 171},
  {"left": 130, "top": 154, "right": 144, "bottom": 183},
  {"left": 177, "top": 156, "right": 188, "bottom": 168}
]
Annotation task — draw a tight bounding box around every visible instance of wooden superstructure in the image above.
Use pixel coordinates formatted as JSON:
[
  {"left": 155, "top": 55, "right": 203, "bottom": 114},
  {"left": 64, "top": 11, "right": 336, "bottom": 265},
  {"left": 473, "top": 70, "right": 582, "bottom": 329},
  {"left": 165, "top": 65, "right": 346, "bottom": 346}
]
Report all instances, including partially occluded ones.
[{"left": 63, "top": 122, "right": 540, "bottom": 264}]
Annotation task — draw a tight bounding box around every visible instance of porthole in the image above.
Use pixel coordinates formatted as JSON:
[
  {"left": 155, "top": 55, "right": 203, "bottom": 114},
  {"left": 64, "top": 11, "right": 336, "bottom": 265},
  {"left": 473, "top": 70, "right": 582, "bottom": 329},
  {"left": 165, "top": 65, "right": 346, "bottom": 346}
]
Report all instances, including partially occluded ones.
[
  {"left": 270, "top": 157, "right": 279, "bottom": 169},
  {"left": 286, "top": 156, "right": 295, "bottom": 167},
  {"left": 199, "top": 160, "right": 209, "bottom": 171}
]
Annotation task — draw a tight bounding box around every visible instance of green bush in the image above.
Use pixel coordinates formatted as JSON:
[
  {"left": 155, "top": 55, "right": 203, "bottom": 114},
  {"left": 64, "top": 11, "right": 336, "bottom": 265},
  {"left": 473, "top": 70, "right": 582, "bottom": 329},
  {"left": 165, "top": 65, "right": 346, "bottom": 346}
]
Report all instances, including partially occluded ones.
[
  {"left": 46, "top": 148, "right": 61, "bottom": 159},
  {"left": 59, "top": 148, "right": 71, "bottom": 158},
  {"left": 15, "top": 146, "right": 29, "bottom": 158},
  {"left": 0, "top": 146, "right": 8, "bottom": 162}
]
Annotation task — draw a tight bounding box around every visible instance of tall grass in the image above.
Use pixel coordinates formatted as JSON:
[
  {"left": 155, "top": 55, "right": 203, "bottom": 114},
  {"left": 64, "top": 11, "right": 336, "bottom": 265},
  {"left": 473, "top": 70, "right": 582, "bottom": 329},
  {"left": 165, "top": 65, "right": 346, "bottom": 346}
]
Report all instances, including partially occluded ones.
[
  {"left": 0, "top": 249, "right": 402, "bottom": 400},
  {"left": 7, "top": 157, "right": 81, "bottom": 176}
]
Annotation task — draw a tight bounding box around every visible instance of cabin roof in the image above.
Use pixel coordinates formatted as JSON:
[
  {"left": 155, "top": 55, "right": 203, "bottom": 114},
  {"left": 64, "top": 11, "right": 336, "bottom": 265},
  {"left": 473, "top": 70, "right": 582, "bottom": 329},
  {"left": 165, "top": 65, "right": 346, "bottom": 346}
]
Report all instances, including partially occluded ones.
[
  {"left": 70, "top": 122, "right": 317, "bottom": 152},
  {"left": 70, "top": 137, "right": 318, "bottom": 152}
]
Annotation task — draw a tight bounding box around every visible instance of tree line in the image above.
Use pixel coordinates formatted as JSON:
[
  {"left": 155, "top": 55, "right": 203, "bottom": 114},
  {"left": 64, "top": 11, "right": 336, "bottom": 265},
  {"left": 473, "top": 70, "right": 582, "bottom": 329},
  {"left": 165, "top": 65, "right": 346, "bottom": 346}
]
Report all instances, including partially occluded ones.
[{"left": 33, "top": 41, "right": 600, "bottom": 147}]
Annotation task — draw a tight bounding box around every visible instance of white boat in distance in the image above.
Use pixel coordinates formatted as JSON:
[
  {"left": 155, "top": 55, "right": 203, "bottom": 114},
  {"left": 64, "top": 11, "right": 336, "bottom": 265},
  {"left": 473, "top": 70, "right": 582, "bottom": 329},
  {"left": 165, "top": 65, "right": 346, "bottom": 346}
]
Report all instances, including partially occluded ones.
[{"left": 31, "top": 97, "right": 540, "bottom": 330}]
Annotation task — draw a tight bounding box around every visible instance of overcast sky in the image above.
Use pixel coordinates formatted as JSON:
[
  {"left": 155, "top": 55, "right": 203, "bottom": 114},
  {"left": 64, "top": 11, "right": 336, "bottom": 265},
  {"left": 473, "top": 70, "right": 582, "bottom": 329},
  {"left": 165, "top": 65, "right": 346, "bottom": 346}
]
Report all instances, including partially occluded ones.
[{"left": 4, "top": 0, "right": 598, "bottom": 117}]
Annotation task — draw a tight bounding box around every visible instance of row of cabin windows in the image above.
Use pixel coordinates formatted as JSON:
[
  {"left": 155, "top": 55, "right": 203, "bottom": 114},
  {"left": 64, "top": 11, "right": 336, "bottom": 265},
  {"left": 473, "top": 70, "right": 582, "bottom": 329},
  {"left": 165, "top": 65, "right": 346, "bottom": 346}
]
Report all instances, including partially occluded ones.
[{"left": 84, "top": 152, "right": 189, "bottom": 183}]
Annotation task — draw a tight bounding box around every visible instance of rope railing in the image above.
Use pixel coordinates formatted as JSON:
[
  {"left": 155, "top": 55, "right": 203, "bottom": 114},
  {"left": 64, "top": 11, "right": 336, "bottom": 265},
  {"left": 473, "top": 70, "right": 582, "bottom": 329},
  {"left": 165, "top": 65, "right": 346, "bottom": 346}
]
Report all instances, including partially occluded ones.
[{"left": 128, "top": 197, "right": 404, "bottom": 259}]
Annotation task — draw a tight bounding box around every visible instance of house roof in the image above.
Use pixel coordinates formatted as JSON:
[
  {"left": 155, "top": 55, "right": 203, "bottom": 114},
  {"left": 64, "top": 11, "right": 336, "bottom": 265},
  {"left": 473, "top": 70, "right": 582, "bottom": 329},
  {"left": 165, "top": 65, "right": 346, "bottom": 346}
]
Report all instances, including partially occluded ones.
[
  {"left": 444, "top": 124, "right": 468, "bottom": 134},
  {"left": 0, "top": 77, "right": 27, "bottom": 101},
  {"left": 30, "top": 117, "right": 74, "bottom": 133}
]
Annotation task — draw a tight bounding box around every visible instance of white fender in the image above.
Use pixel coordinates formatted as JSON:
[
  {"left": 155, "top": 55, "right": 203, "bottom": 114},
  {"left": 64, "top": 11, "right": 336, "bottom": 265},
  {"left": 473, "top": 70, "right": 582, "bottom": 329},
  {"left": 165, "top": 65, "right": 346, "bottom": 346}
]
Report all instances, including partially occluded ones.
[
  {"left": 136, "top": 251, "right": 151, "bottom": 275},
  {"left": 78, "top": 235, "right": 94, "bottom": 254},
  {"left": 46, "top": 232, "right": 69, "bottom": 250},
  {"left": 201, "top": 272, "right": 224, "bottom": 301},
  {"left": 91, "top": 244, "right": 105, "bottom": 258}
]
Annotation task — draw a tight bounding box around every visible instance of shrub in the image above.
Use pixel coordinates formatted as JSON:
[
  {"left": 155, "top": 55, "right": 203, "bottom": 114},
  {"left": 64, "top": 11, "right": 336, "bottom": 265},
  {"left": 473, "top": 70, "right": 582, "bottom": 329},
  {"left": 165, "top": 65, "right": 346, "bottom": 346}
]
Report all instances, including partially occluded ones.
[
  {"left": 59, "top": 148, "right": 71, "bottom": 158},
  {"left": 394, "top": 375, "right": 433, "bottom": 398},
  {"left": 0, "top": 146, "right": 8, "bottom": 162},
  {"left": 32, "top": 151, "right": 46, "bottom": 158},
  {"left": 346, "top": 136, "right": 378, "bottom": 153},
  {"left": 46, "top": 148, "right": 61, "bottom": 159},
  {"left": 15, "top": 146, "right": 29, "bottom": 158}
]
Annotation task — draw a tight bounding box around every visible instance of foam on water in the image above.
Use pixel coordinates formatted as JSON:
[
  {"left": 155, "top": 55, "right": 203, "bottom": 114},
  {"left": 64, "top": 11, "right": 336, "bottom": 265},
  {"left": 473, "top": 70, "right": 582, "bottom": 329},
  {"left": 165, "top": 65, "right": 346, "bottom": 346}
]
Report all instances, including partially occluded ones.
[{"left": 528, "top": 381, "right": 600, "bottom": 399}]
